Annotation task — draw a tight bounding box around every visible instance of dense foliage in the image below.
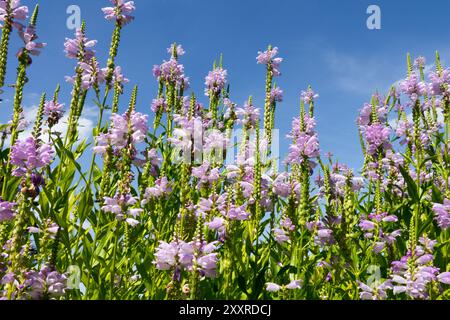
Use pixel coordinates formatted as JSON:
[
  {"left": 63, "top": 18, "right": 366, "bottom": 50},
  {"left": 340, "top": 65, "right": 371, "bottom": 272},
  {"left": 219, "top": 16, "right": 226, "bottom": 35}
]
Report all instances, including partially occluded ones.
[{"left": 0, "top": 0, "right": 449, "bottom": 300}]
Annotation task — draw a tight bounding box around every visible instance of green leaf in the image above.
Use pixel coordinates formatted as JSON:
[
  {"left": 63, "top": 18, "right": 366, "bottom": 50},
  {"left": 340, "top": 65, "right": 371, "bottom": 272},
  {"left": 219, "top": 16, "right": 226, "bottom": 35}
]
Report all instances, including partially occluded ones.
[{"left": 399, "top": 165, "right": 419, "bottom": 202}]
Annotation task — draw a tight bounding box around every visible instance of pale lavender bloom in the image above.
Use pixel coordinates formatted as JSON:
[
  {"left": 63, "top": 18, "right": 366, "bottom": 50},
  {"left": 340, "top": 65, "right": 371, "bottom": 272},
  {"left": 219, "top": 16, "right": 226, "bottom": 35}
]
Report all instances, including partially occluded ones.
[
  {"left": 429, "top": 69, "right": 450, "bottom": 96},
  {"left": 102, "top": 194, "right": 141, "bottom": 225},
  {"left": 44, "top": 100, "right": 64, "bottom": 126},
  {"left": 197, "top": 253, "right": 218, "bottom": 278},
  {"left": 256, "top": 46, "right": 283, "bottom": 76},
  {"left": 273, "top": 173, "right": 291, "bottom": 198},
  {"left": 176, "top": 242, "right": 194, "bottom": 271},
  {"left": 300, "top": 88, "right": 319, "bottom": 104},
  {"left": 312, "top": 225, "right": 334, "bottom": 246},
  {"left": 373, "top": 242, "right": 386, "bottom": 254},
  {"left": 281, "top": 217, "right": 295, "bottom": 231},
  {"left": 64, "top": 28, "right": 97, "bottom": 61},
  {"left": 225, "top": 165, "right": 240, "bottom": 180},
  {"left": 192, "top": 162, "right": 220, "bottom": 187},
  {"left": 273, "top": 228, "right": 289, "bottom": 244},
  {"left": 167, "top": 44, "right": 185, "bottom": 57},
  {"left": 365, "top": 123, "right": 391, "bottom": 155},
  {"left": 382, "top": 229, "right": 402, "bottom": 246},
  {"left": 382, "top": 215, "right": 398, "bottom": 223},
  {"left": 239, "top": 181, "right": 254, "bottom": 198},
  {"left": 270, "top": 87, "right": 283, "bottom": 103},
  {"left": 389, "top": 241, "right": 440, "bottom": 299},
  {"left": 1, "top": 111, "right": 28, "bottom": 135},
  {"left": 432, "top": 199, "right": 450, "bottom": 230},
  {"left": 223, "top": 98, "right": 236, "bottom": 120},
  {"left": 0, "top": 199, "right": 16, "bottom": 222},
  {"left": 357, "top": 102, "right": 387, "bottom": 128},
  {"left": 142, "top": 177, "right": 172, "bottom": 201},
  {"left": 207, "top": 217, "right": 226, "bottom": 232},
  {"left": 197, "top": 197, "right": 213, "bottom": 216},
  {"left": 106, "top": 111, "right": 148, "bottom": 148},
  {"left": 227, "top": 205, "right": 250, "bottom": 221},
  {"left": 359, "top": 220, "right": 376, "bottom": 231},
  {"left": 285, "top": 133, "right": 320, "bottom": 164},
  {"left": 151, "top": 97, "right": 167, "bottom": 113},
  {"left": 256, "top": 47, "right": 279, "bottom": 64},
  {"left": 414, "top": 56, "right": 426, "bottom": 69},
  {"left": 419, "top": 236, "right": 437, "bottom": 252},
  {"left": 154, "top": 240, "right": 218, "bottom": 278},
  {"left": 144, "top": 148, "right": 161, "bottom": 178},
  {"left": 285, "top": 280, "right": 302, "bottom": 290},
  {"left": 352, "top": 177, "right": 365, "bottom": 192},
  {"left": 1, "top": 272, "right": 15, "bottom": 285},
  {"left": 112, "top": 66, "right": 129, "bottom": 86},
  {"left": 23, "top": 266, "right": 67, "bottom": 300},
  {"left": 18, "top": 25, "right": 46, "bottom": 56},
  {"left": 317, "top": 229, "right": 333, "bottom": 240},
  {"left": 265, "top": 282, "right": 281, "bottom": 292},
  {"left": 236, "top": 101, "right": 260, "bottom": 128},
  {"left": 437, "top": 272, "right": 450, "bottom": 285},
  {"left": 287, "top": 115, "right": 317, "bottom": 138},
  {"left": 416, "top": 254, "right": 434, "bottom": 265},
  {"left": 204, "top": 68, "right": 227, "bottom": 96},
  {"left": 10, "top": 137, "right": 54, "bottom": 176},
  {"left": 0, "top": 0, "right": 28, "bottom": 29},
  {"left": 102, "top": 0, "right": 135, "bottom": 25},
  {"left": 395, "top": 119, "right": 412, "bottom": 145},
  {"left": 358, "top": 280, "right": 391, "bottom": 300},
  {"left": 78, "top": 60, "right": 107, "bottom": 90},
  {"left": 204, "top": 130, "right": 227, "bottom": 153},
  {"left": 154, "top": 241, "right": 179, "bottom": 270},
  {"left": 92, "top": 133, "right": 110, "bottom": 155},
  {"left": 123, "top": 218, "right": 137, "bottom": 227},
  {"left": 399, "top": 73, "right": 427, "bottom": 102},
  {"left": 153, "top": 58, "right": 187, "bottom": 87}
]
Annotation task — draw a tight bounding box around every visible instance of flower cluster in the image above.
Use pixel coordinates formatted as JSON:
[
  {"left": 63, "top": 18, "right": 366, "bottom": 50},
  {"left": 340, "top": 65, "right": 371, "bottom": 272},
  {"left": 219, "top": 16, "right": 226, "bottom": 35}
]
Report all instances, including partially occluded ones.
[
  {"left": 273, "top": 217, "right": 295, "bottom": 244},
  {"left": 64, "top": 28, "right": 97, "bottom": 62},
  {"left": 399, "top": 73, "right": 427, "bottom": 103},
  {"left": 18, "top": 25, "right": 46, "bottom": 56},
  {"left": 205, "top": 67, "right": 227, "bottom": 97},
  {"left": 388, "top": 237, "right": 448, "bottom": 299},
  {"left": 10, "top": 137, "right": 54, "bottom": 177},
  {"left": 432, "top": 199, "right": 450, "bottom": 230},
  {"left": 44, "top": 100, "right": 64, "bottom": 127},
  {"left": 359, "top": 212, "right": 401, "bottom": 254},
  {"left": 102, "top": 0, "right": 135, "bottom": 26},
  {"left": 364, "top": 123, "right": 391, "bottom": 155},
  {"left": 1, "top": 266, "right": 67, "bottom": 300},
  {"left": 154, "top": 239, "right": 219, "bottom": 279},
  {"left": 300, "top": 88, "right": 319, "bottom": 104},
  {"left": 0, "top": 0, "right": 28, "bottom": 29},
  {"left": 256, "top": 46, "right": 283, "bottom": 76},
  {"left": 102, "top": 194, "right": 143, "bottom": 226},
  {"left": 94, "top": 111, "right": 148, "bottom": 156},
  {"left": 0, "top": 199, "right": 15, "bottom": 222},
  {"left": 152, "top": 49, "right": 189, "bottom": 88},
  {"left": 1, "top": 1, "right": 450, "bottom": 301}
]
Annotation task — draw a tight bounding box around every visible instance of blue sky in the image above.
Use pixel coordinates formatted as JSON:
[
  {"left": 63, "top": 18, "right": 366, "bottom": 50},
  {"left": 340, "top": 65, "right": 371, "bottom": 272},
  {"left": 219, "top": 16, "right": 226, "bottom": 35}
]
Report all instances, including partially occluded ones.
[{"left": 1, "top": 0, "right": 450, "bottom": 171}]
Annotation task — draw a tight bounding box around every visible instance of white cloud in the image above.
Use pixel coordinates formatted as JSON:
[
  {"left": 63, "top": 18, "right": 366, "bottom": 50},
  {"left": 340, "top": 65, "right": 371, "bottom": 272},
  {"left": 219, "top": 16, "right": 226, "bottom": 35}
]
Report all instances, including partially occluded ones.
[
  {"left": 324, "top": 51, "right": 400, "bottom": 96},
  {"left": 4, "top": 104, "right": 98, "bottom": 146}
]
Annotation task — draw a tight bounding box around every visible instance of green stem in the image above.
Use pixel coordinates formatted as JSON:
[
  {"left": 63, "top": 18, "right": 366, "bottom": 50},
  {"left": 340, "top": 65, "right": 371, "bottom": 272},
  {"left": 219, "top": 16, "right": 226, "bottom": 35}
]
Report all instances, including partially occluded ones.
[{"left": 110, "top": 223, "right": 120, "bottom": 299}]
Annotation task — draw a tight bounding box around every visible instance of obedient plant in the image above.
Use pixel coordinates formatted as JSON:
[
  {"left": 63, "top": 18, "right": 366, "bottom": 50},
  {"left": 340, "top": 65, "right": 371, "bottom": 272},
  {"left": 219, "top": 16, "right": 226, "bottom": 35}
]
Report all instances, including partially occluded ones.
[{"left": 0, "top": 1, "right": 449, "bottom": 301}]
